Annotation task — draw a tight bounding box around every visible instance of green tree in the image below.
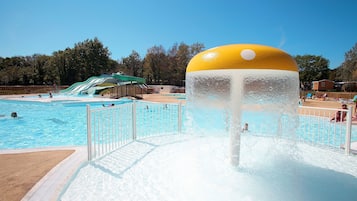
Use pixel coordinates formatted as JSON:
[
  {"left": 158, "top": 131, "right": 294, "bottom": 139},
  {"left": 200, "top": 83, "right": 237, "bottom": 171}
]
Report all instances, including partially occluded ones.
[
  {"left": 31, "top": 54, "right": 51, "bottom": 84},
  {"left": 0, "top": 56, "right": 35, "bottom": 85},
  {"left": 167, "top": 42, "right": 205, "bottom": 86},
  {"left": 335, "top": 43, "right": 357, "bottom": 81},
  {"left": 0, "top": 39, "right": 206, "bottom": 86},
  {"left": 189, "top": 42, "right": 205, "bottom": 57},
  {"left": 295, "top": 55, "right": 330, "bottom": 83},
  {"left": 51, "top": 48, "right": 77, "bottom": 85},
  {"left": 143, "top": 45, "right": 168, "bottom": 84},
  {"left": 143, "top": 42, "right": 205, "bottom": 85},
  {"left": 49, "top": 38, "right": 114, "bottom": 85},
  {"left": 72, "top": 37, "right": 113, "bottom": 81},
  {"left": 120, "top": 51, "right": 143, "bottom": 77}
]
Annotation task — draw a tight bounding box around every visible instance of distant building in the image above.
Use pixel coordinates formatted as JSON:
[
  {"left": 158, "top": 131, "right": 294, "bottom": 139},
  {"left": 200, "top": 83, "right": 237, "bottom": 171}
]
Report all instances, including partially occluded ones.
[
  {"left": 340, "top": 81, "right": 357, "bottom": 92},
  {"left": 334, "top": 82, "right": 344, "bottom": 91},
  {"left": 312, "top": 79, "right": 334, "bottom": 91}
]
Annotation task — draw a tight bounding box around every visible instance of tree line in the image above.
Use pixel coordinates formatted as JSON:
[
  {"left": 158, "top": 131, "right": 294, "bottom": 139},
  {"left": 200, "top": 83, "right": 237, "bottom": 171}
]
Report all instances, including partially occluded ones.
[
  {"left": 296, "top": 43, "right": 357, "bottom": 90},
  {"left": 0, "top": 38, "right": 204, "bottom": 87},
  {"left": 0, "top": 38, "right": 356, "bottom": 88}
]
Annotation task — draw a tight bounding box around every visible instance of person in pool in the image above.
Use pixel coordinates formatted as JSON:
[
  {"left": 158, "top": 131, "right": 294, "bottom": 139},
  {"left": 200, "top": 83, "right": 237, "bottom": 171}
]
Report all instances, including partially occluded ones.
[
  {"left": 242, "top": 123, "right": 249, "bottom": 132},
  {"left": 11, "top": 112, "right": 18, "bottom": 118},
  {"left": 330, "top": 104, "right": 348, "bottom": 122},
  {"left": 102, "top": 103, "right": 115, "bottom": 107}
]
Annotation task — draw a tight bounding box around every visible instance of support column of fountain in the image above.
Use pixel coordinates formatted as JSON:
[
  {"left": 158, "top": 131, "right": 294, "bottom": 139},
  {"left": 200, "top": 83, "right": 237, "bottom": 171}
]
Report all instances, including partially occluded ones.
[{"left": 229, "top": 74, "right": 243, "bottom": 166}]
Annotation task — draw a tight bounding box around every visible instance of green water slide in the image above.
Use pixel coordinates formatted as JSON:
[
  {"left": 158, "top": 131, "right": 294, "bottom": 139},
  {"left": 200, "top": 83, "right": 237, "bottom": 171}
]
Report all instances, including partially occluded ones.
[
  {"left": 60, "top": 74, "right": 146, "bottom": 95},
  {"left": 60, "top": 76, "right": 101, "bottom": 94}
]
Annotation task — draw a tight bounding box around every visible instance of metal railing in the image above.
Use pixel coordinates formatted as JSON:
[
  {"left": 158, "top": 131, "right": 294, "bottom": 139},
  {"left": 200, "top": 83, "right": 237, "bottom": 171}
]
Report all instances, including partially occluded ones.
[
  {"left": 297, "top": 105, "right": 353, "bottom": 155},
  {"left": 87, "top": 101, "right": 184, "bottom": 160},
  {"left": 87, "top": 102, "right": 353, "bottom": 161}
]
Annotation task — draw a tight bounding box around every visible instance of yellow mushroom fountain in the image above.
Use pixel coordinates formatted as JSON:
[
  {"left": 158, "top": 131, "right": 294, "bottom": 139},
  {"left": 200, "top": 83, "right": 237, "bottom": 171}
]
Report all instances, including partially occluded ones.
[{"left": 185, "top": 44, "right": 300, "bottom": 166}]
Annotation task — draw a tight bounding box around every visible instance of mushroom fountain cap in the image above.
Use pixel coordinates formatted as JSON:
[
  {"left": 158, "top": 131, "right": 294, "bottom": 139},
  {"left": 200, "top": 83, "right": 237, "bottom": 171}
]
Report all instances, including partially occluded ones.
[{"left": 186, "top": 44, "right": 298, "bottom": 72}]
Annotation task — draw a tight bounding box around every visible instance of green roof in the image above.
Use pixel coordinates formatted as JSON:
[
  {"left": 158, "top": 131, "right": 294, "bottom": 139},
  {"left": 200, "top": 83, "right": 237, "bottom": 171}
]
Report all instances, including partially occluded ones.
[{"left": 112, "top": 74, "right": 146, "bottom": 84}]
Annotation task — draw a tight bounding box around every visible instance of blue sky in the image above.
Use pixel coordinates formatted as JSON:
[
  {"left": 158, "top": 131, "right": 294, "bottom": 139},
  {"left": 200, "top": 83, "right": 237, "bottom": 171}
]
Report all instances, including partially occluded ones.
[{"left": 1, "top": 0, "right": 356, "bottom": 69}]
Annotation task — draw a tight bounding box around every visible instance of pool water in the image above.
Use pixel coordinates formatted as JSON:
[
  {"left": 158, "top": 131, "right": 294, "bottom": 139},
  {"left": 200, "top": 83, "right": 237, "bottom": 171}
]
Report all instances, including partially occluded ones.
[
  {"left": 0, "top": 99, "right": 356, "bottom": 149},
  {"left": 0, "top": 99, "right": 131, "bottom": 149}
]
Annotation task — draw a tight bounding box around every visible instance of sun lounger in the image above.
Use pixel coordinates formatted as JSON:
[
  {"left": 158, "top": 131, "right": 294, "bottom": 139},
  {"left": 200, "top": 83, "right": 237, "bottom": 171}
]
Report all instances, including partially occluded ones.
[{"left": 306, "top": 93, "right": 313, "bottom": 99}]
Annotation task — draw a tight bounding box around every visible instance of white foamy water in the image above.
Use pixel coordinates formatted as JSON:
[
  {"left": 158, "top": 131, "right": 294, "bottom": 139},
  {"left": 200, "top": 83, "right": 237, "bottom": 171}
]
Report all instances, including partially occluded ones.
[{"left": 59, "top": 134, "right": 357, "bottom": 201}]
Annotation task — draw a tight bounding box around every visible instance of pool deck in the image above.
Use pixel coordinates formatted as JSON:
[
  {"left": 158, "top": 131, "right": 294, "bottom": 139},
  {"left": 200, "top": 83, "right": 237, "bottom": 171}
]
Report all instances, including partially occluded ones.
[
  {"left": 0, "top": 93, "right": 185, "bottom": 104},
  {"left": 0, "top": 146, "right": 87, "bottom": 201},
  {"left": 0, "top": 94, "right": 116, "bottom": 103},
  {"left": 24, "top": 147, "right": 86, "bottom": 201}
]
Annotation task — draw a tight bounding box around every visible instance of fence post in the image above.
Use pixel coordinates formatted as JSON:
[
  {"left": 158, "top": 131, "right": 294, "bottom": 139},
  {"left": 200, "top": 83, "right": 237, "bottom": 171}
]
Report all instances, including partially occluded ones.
[
  {"left": 86, "top": 104, "right": 92, "bottom": 161},
  {"left": 132, "top": 101, "right": 137, "bottom": 140},
  {"left": 345, "top": 105, "right": 352, "bottom": 155},
  {"left": 178, "top": 101, "right": 182, "bottom": 133}
]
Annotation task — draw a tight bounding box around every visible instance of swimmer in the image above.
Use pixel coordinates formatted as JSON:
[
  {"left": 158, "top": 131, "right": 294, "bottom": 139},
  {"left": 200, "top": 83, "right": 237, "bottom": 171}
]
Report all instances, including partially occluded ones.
[
  {"left": 11, "top": 112, "right": 18, "bottom": 118},
  {"left": 242, "top": 123, "right": 248, "bottom": 132},
  {"left": 102, "top": 103, "right": 115, "bottom": 107}
]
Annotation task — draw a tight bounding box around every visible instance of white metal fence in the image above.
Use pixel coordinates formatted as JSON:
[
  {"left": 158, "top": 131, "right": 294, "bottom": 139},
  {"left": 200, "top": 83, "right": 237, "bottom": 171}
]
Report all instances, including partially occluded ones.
[
  {"left": 87, "top": 101, "right": 183, "bottom": 160},
  {"left": 297, "top": 105, "right": 353, "bottom": 154},
  {"left": 87, "top": 102, "right": 354, "bottom": 161}
]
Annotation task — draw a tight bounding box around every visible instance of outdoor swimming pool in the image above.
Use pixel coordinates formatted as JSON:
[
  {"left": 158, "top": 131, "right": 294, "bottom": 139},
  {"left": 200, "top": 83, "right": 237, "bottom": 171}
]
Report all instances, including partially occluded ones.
[
  {"left": 0, "top": 98, "right": 132, "bottom": 149},
  {"left": 1, "top": 97, "right": 357, "bottom": 201},
  {"left": 0, "top": 98, "right": 356, "bottom": 150}
]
